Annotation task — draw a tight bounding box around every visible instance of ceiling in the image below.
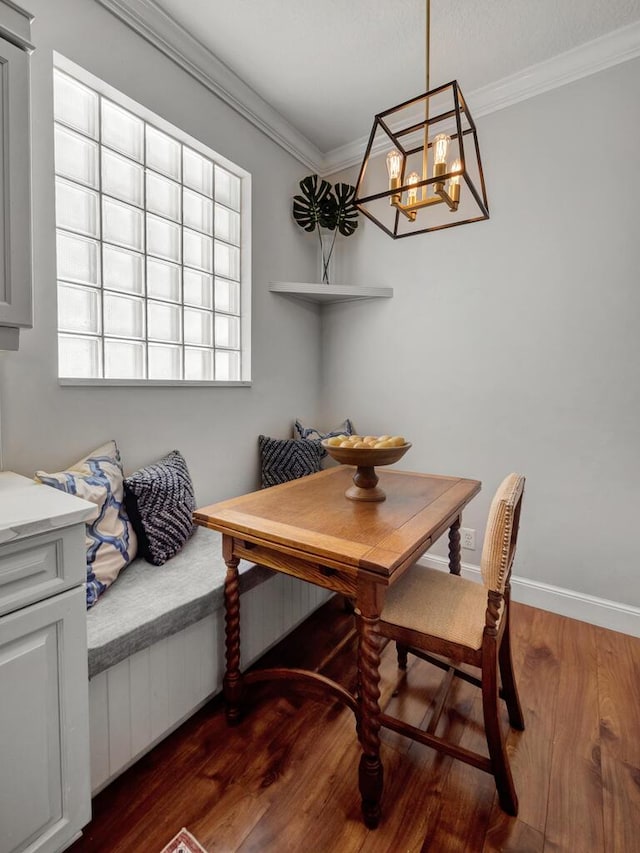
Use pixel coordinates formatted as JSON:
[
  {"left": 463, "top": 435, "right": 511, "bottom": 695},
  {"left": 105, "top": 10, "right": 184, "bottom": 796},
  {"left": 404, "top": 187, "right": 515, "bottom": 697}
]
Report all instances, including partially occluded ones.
[{"left": 150, "top": 0, "right": 640, "bottom": 155}]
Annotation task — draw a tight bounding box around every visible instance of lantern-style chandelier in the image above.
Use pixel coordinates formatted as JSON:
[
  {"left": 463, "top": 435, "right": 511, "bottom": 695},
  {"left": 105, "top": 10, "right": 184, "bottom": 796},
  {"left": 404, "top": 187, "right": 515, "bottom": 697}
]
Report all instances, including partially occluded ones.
[{"left": 354, "top": 0, "right": 489, "bottom": 239}]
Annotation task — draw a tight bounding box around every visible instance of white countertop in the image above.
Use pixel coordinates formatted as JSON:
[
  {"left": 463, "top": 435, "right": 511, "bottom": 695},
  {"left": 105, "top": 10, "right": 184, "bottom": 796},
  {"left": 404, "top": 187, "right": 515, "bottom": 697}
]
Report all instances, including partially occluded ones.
[{"left": 0, "top": 472, "right": 95, "bottom": 544}]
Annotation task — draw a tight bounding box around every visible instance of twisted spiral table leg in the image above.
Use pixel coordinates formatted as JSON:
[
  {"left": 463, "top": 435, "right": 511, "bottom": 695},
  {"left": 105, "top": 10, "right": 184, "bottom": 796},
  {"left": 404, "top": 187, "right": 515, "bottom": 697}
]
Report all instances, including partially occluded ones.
[
  {"left": 448, "top": 515, "right": 461, "bottom": 575},
  {"left": 357, "top": 611, "right": 384, "bottom": 828},
  {"left": 354, "top": 611, "right": 362, "bottom": 741},
  {"left": 223, "top": 554, "right": 243, "bottom": 725}
]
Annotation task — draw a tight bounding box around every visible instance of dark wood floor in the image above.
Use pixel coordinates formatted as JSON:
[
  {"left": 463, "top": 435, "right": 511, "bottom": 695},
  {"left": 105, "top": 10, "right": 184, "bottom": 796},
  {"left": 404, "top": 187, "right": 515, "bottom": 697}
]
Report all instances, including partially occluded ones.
[{"left": 69, "top": 597, "right": 640, "bottom": 853}]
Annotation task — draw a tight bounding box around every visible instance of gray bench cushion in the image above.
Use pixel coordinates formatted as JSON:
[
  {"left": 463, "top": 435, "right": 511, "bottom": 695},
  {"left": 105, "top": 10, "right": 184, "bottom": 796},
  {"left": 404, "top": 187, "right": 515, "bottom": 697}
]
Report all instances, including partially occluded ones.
[{"left": 86, "top": 526, "right": 273, "bottom": 678}]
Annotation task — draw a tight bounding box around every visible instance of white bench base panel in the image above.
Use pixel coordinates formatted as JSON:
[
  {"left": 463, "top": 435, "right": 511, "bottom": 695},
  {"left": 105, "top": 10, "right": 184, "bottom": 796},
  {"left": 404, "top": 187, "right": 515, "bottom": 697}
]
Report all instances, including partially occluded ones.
[{"left": 89, "top": 573, "right": 331, "bottom": 793}]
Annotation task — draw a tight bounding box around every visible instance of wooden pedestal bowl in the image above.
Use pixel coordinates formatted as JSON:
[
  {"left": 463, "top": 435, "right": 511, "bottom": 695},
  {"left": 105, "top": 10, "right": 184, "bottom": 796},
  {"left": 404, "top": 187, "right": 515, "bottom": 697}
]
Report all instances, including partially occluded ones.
[{"left": 321, "top": 440, "right": 412, "bottom": 502}]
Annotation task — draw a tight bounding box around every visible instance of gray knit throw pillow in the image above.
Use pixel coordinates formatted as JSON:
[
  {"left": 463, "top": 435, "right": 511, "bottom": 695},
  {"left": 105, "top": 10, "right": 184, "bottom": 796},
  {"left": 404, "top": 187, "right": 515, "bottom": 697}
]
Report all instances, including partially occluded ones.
[
  {"left": 258, "top": 435, "right": 322, "bottom": 488},
  {"left": 124, "top": 450, "right": 195, "bottom": 565}
]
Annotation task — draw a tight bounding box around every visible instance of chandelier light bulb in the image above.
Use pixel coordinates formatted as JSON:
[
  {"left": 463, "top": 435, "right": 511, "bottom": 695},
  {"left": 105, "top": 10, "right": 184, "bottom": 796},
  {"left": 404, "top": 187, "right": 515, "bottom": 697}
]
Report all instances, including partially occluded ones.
[
  {"left": 386, "top": 149, "right": 402, "bottom": 181},
  {"left": 448, "top": 158, "right": 461, "bottom": 205},
  {"left": 406, "top": 172, "right": 420, "bottom": 206},
  {"left": 433, "top": 134, "right": 450, "bottom": 167}
]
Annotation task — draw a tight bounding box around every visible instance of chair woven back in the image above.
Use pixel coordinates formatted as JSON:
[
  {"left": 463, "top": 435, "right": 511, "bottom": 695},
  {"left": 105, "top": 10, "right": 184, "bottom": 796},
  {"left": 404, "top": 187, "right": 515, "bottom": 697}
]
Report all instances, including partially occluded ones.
[{"left": 480, "top": 473, "right": 525, "bottom": 593}]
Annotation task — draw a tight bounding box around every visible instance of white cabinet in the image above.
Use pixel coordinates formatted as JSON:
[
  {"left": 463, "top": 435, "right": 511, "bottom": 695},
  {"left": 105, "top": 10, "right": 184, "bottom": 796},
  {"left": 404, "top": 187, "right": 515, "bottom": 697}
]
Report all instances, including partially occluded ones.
[
  {"left": 0, "top": 474, "right": 94, "bottom": 853},
  {"left": 0, "top": 589, "right": 89, "bottom": 853},
  {"left": 0, "top": 1, "right": 33, "bottom": 352}
]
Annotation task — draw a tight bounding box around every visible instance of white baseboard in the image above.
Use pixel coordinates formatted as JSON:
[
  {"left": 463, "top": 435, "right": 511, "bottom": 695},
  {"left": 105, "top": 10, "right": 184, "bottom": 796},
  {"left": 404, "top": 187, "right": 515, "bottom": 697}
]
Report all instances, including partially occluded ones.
[{"left": 418, "top": 554, "right": 640, "bottom": 639}]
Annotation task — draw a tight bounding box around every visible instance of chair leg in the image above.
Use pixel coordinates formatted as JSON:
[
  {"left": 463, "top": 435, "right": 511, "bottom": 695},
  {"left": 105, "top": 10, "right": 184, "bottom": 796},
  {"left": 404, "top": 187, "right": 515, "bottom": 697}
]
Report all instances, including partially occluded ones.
[
  {"left": 396, "top": 643, "right": 409, "bottom": 670},
  {"left": 499, "top": 592, "right": 525, "bottom": 731},
  {"left": 482, "top": 646, "right": 519, "bottom": 816},
  {"left": 499, "top": 626, "right": 525, "bottom": 731}
]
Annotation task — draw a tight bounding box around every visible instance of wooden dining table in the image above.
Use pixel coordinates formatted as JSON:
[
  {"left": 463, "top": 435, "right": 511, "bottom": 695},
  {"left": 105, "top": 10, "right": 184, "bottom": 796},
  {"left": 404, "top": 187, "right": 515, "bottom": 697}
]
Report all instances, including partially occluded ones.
[{"left": 194, "top": 464, "right": 481, "bottom": 827}]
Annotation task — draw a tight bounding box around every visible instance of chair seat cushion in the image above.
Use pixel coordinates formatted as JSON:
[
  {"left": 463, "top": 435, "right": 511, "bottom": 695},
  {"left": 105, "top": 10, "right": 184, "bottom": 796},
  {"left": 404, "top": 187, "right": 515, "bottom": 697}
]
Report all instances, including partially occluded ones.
[{"left": 382, "top": 565, "right": 500, "bottom": 651}]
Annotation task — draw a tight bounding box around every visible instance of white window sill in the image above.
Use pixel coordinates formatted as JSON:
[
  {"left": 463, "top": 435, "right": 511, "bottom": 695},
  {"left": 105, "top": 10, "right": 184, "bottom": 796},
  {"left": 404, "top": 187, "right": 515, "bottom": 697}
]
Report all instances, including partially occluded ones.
[{"left": 59, "top": 379, "right": 252, "bottom": 388}]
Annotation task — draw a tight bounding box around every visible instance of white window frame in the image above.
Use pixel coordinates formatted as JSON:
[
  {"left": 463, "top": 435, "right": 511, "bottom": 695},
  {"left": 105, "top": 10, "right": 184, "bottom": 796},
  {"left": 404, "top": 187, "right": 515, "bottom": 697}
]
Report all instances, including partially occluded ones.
[{"left": 53, "top": 53, "right": 251, "bottom": 386}]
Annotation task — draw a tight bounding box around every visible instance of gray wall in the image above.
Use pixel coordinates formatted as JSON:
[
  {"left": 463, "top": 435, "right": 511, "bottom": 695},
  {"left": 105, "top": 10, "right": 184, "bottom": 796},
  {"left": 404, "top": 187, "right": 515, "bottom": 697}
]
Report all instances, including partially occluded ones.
[
  {"left": 323, "top": 59, "right": 640, "bottom": 606},
  {"left": 0, "top": 0, "right": 322, "bottom": 504},
  {"left": 1, "top": 2, "right": 637, "bottom": 608}
]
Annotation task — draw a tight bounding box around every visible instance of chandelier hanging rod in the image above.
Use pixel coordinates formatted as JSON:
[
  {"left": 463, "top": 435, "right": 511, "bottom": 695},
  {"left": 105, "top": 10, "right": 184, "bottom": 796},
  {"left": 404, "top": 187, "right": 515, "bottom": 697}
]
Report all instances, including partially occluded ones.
[{"left": 425, "top": 0, "right": 431, "bottom": 92}]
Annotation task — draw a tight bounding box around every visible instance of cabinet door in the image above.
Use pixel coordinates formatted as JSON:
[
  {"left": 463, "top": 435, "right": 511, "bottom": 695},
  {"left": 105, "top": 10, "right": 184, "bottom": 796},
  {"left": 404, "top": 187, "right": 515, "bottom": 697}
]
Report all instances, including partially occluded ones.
[
  {"left": 0, "top": 34, "right": 31, "bottom": 331},
  {"left": 0, "top": 587, "right": 90, "bottom": 853}
]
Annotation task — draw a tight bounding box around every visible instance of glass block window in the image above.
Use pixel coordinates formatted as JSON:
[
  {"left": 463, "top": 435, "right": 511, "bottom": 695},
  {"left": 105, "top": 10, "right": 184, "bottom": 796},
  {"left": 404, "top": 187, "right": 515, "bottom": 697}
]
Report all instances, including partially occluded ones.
[{"left": 53, "top": 63, "right": 250, "bottom": 383}]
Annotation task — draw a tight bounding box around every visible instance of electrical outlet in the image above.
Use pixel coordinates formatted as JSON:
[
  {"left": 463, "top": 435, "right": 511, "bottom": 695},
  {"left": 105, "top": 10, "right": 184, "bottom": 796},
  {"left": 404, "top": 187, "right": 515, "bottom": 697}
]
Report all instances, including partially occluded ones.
[{"left": 461, "top": 527, "right": 476, "bottom": 550}]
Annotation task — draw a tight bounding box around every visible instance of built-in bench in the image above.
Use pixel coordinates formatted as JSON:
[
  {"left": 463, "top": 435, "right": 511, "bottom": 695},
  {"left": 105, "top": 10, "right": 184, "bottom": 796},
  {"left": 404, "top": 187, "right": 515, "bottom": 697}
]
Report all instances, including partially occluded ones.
[
  {"left": 86, "top": 527, "right": 273, "bottom": 679},
  {"left": 86, "top": 525, "right": 330, "bottom": 793}
]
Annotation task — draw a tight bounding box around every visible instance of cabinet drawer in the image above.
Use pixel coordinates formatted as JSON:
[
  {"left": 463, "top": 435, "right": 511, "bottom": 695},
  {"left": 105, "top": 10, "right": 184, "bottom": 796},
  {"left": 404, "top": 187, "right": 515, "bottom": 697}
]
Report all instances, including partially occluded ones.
[{"left": 0, "top": 525, "right": 86, "bottom": 616}]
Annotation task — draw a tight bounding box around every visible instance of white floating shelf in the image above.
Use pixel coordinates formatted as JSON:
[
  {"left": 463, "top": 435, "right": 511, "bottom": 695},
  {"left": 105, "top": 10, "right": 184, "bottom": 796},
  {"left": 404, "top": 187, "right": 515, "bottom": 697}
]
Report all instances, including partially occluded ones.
[{"left": 269, "top": 282, "right": 393, "bottom": 305}]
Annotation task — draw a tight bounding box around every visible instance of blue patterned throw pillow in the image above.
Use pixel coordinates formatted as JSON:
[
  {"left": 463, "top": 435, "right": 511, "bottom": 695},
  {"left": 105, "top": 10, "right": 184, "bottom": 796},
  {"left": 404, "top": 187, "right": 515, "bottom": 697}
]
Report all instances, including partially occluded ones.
[
  {"left": 35, "top": 440, "right": 138, "bottom": 608},
  {"left": 293, "top": 418, "right": 354, "bottom": 458},
  {"left": 124, "top": 450, "right": 196, "bottom": 566},
  {"left": 259, "top": 435, "right": 323, "bottom": 487}
]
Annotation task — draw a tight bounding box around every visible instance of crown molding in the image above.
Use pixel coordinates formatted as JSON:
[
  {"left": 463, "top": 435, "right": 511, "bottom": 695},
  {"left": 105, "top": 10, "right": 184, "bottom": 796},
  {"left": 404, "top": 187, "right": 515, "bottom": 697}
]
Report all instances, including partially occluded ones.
[
  {"left": 95, "top": 0, "right": 324, "bottom": 172},
  {"left": 322, "top": 19, "right": 640, "bottom": 175},
  {"left": 470, "top": 19, "right": 640, "bottom": 118},
  {"left": 95, "top": 2, "right": 640, "bottom": 178}
]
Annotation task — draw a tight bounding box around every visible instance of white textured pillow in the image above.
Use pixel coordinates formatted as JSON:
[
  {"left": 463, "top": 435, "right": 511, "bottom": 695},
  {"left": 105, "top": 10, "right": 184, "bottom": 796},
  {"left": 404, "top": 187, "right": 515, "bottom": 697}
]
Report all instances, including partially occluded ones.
[{"left": 36, "top": 440, "right": 137, "bottom": 607}]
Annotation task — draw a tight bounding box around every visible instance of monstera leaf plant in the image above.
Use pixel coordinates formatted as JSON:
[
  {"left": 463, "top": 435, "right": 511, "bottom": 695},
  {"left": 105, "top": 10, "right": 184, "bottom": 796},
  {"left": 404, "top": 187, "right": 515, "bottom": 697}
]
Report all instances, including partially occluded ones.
[{"left": 292, "top": 175, "right": 359, "bottom": 284}]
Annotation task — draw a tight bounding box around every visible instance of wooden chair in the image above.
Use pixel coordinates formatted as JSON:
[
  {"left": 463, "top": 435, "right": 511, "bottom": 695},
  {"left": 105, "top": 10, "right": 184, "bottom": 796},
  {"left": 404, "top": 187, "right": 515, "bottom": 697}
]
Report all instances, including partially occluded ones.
[{"left": 377, "top": 473, "right": 526, "bottom": 815}]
